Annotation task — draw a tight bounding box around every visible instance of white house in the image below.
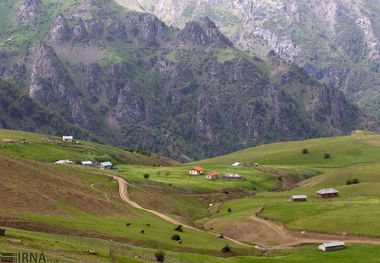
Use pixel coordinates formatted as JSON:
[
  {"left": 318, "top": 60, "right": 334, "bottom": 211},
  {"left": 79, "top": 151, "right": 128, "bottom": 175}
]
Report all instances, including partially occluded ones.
[
  {"left": 318, "top": 241, "right": 345, "bottom": 252},
  {"left": 99, "top": 161, "right": 113, "bottom": 169},
  {"left": 62, "top": 136, "right": 73, "bottom": 142},
  {"left": 81, "top": 161, "right": 93, "bottom": 166},
  {"left": 289, "top": 195, "right": 307, "bottom": 202},
  {"left": 232, "top": 162, "right": 242, "bottom": 167},
  {"left": 55, "top": 160, "right": 74, "bottom": 165},
  {"left": 188, "top": 166, "right": 204, "bottom": 176}
]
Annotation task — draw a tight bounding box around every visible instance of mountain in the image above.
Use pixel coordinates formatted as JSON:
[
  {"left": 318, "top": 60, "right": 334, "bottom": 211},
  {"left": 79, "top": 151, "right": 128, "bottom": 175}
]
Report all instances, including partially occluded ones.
[
  {"left": 127, "top": 0, "right": 380, "bottom": 120},
  {"left": 0, "top": 0, "right": 364, "bottom": 161}
]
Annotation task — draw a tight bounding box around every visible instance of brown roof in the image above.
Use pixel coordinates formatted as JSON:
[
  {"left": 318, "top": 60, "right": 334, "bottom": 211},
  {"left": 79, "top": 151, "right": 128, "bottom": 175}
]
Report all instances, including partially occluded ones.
[
  {"left": 192, "top": 166, "right": 204, "bottom": 172},
  {"left": 208, "top": 171, "right": 218, "bottom": 177}
]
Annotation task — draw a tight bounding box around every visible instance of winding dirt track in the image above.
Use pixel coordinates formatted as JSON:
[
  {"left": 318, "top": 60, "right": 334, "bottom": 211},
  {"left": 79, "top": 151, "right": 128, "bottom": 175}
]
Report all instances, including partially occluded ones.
[
  {"left": 102, "top": 173, "right": 250, "bottom": 247},
  {"left": 100, "top": 172, "right": 380, "bottom": 250}
]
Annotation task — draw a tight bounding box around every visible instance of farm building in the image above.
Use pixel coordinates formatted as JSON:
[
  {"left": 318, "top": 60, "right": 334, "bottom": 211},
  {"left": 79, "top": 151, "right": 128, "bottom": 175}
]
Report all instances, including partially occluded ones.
[
  {"left": 81, "top": 161, "right": 93, "bottom": 166},
  {"left": 318, "top": 241, "right": 345, "bottom": 252},
  {"left": 99, "top": 161, "right": 113, "bottom": 169},
  {"left": 55, "top": 160, "right": 74, "bottom": 165},
  {"left": 62, "top": 136, "right": 73, "bottom": 142},
  {"left": 206, "top": 171, "right": 218, "bottom": 180},
  {"left": 222, "top": 174, "right": 245, "bottom": 181},
  {"left": 317, "top": 188, "right": 339, "bottom": 199},
  {"left": 189, "top": 166, "right": 204, "bottom": 176},
  {"left": 232, "top": 162, "right": 242, "bottom": 167},
  {"left": 289, "top": 195, "right": 307, "bottom": 202}
]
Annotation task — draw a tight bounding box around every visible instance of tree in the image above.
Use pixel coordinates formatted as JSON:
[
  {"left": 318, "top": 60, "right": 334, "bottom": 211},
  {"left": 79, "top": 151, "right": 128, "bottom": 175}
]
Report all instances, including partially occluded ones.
[
  {"left": 174, "top": 225, "right": 183, "bottom": 232},
  {"left": 352, "top": 178, "right": 360, "bottom": 184},
  {"left": 171, "top": 234, "right": 181, "bottom": 241},
  {"left": 302, "top": 148, "right": 309, "bottom": 154},
  {"left": 324, "top": 153, "right": 331, "bottom": 159},
  {"left": 143, "top": 173, "right": 150, "bottom": 179},
  {"left": 227, "top": 208, "right": 232, "bottom": 213},
  {"left": 0, "top": 228, "right": 5, "bottom": 236},
  {"left": 155, "top": 250, "right": 165, "bottom": 262},
  {"left": 221, "top": 244, "right": 231, "bottom": 253}
]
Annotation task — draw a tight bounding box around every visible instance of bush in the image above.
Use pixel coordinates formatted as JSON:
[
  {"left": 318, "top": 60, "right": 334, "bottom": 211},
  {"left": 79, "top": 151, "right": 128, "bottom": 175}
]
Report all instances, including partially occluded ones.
[
  {"left": 171, "top": 234, "right": 181, "bottom": 241},
  {"left": 302, "top": 148, "right": 309, "bottom": 154},
  {"left": 0, "top": 228, "right": 5, "bottom": 236},
  {"left": 155, "top": 250, "right": 165, "bottom": 262},
  {"left": 352, "top": 178, "right": 360, "bottom": 184},
  {"left": 227, "top": 208, "right": 232, "bottom": 213},
  {"left": 174, "top": 225, "right": 183, "bottom": 232},
  {"left": 324, "top": 153, "right": 331, "bottom": 159},
  {"left": 143, "top": 173, "right": 150, "bottom": 179},
  {"left": 346, "top": 180, "right": 352, "bottom": 185},
  {"left": 221, "top": 244, "right": 231, "bottom": 253}
]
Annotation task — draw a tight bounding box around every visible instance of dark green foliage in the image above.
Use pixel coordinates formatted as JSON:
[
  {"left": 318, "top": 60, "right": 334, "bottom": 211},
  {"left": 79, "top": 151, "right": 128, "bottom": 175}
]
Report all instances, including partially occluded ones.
[
  {"left": 302, "top": 148, "right": 309, "bottom": 154},
  {"left": 0, "top": 228, "right": 5, "bottom": 236},
  {"left": 324, "top": 153, "right": 331, "bottom": 159},
  {"left": 155, "top": 250, "right": 165, "bottom": 262},
  {"left": 221, "top": 244, "right": 231, "bottom": 253},
  {"left": 171, "top": 234, "right": 181, "bottom": 241},
  {"left": 143, "top": 173, "right": 150, "bottom": 179},
  {"left": 174, "top": 225, "right": 183, "bottom": 232},
  {"left": 227, "top": 208, "right": 232, "bottom": 213}
]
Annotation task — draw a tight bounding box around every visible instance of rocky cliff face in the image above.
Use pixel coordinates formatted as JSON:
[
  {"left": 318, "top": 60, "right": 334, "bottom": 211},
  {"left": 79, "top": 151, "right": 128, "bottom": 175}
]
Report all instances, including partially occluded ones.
[
  {"left": 0, "top": 0, "right": 366, "bottom": 160},
  {"left": 130, "top": 0, "right": 380, "bottom": 119},
  {"left": 17, "top": 0, "right": 41, "bottom": 24}
]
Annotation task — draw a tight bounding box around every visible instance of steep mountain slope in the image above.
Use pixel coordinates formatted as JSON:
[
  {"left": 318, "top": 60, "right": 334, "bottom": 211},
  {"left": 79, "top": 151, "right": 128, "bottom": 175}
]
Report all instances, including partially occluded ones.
[
  {"left": 129, "top": 0, "right": 380, "bottom": 120},
  {"left": 0, "top": 0, "right": 363, "bottom": 161}
]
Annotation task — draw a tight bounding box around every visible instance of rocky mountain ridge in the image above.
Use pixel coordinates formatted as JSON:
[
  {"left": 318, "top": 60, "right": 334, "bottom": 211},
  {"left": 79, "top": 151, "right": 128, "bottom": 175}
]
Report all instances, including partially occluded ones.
[
  {"left": 129, "top": 0, "right": 380, "bottom": 119},
  {"left": 0, "top": 0, "right": 365, "bottom": 160}
]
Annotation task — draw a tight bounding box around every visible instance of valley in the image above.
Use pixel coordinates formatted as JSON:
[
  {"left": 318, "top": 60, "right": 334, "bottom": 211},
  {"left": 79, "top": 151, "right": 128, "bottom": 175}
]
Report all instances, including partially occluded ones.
[{"left": 1, "top": 129, "right": 380, "bottom": 262}]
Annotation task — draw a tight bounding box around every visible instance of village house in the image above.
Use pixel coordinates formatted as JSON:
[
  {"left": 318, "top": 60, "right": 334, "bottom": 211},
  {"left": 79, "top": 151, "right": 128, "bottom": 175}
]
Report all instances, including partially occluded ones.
[
  {"left": 317, "top": 188, "right": 339, "bottom": 199},
  {"left": 62, "top": 136, "right": 73, "bottom": 142},
  {"left": 188, "top": 166, "right": 204, "bottom": 176},
  {"left": 222, "top": 174, "right": 245, "bottom": 181},
  {"left": 318, "top": 241, "right": 345, "bottom": 252},
  {"left": 289, "top": 195, "right": 308, "bottom": 202},
  {"left": 55, "top": 160, "right": 74, "bottom": 165},
  {"left": 232, "top": 162, "right": 242, "bottom": 167},
  {"left": 99, "top": 161, "right": 113, "bottom": 169},
  {"left": 206, "top": 171, "right": 218, "bottom": 180},
  {"left": 81, "top": 161, "right": 93, "bottom": 166}
]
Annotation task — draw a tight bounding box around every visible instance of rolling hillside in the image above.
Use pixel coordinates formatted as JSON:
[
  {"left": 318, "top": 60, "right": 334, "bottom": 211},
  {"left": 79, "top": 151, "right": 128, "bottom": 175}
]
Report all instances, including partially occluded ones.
[{"left": 1, "top": 129, "right": 380, "bottom": 262}]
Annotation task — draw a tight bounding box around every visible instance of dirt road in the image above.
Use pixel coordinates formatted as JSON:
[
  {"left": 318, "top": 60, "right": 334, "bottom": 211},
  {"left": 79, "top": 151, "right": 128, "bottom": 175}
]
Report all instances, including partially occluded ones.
[
  {"left": 99, "top": 172, "right": 380, "bottom": 250},
  {"left": 249, "top": 210, "right": 380, "bottom": 249},
  {"left": 102, "top": 173, "right": 250, "bottom": 247}
]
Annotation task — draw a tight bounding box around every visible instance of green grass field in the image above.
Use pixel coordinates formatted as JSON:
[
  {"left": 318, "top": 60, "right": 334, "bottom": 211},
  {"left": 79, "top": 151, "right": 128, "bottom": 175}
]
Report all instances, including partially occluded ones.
[{"left": 3, "top": 129, "right": 380, "bottom": 262}]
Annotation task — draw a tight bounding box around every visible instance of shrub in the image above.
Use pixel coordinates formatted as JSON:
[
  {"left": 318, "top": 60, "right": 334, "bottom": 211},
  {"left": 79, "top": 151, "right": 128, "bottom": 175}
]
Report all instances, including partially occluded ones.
[
  {"left": 324, "top": 153, "right": 331, "bottom": 159},
  {"left": 0, "top": 228, "right": 5, "bottom": 236},
  {"left": 140, "top": 230, "right": 145, "bottom": 234},
  {"left": 143, "top": 173, "right": 150, "bottom": 179},
  {"left": 174, "top": 225, "right": 183, "bottom": 232},
  {"left": 171, "top": 234, "right": 181, "bottom": 241},
  {"left": 302, "top": 148, "right": 309, "bottom": 154},
  {"left": 346, "top": 180, "right": 352, "bottom": 185},
  {"left": 227, "top": 208, "right": 232, "bottom": 213},
  {"left": 155, "top": 250, "right": 165, "bottom": 262},
  {"left": 352, "top": 178, "right": 360, "bottom": 184},
  {"left": 126, "top": 223, "right": 131, "bottom": 226},
  {"left": 221, "top": 244, "right": 231, "bottom": 253}
]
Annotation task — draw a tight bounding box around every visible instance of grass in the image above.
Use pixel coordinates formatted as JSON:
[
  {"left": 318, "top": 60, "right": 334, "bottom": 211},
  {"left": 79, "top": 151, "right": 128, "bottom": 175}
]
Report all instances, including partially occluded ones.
[
  {"left": 199, "top": 134, "right": 380, "bottom": 168},
  {"left": 116, "top": 164, "right": 278, "bottom": 193},
  {"left": 0, "top": 129, "right": 176, "bottom": 166}
]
